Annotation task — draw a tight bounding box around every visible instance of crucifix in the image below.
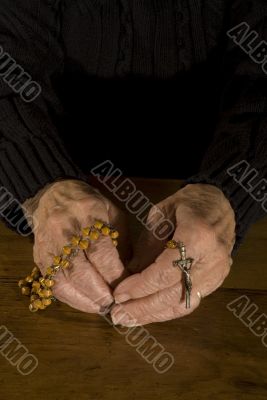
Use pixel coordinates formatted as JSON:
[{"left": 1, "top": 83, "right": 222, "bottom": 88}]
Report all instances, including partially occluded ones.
[{"left": 167, "top": 240, "right": 194, "bottom": 309}]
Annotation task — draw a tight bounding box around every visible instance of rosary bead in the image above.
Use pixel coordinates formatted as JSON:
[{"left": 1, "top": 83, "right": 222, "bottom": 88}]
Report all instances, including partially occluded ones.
[
  {"left": 71, "top": 236, "right": 81, "bottom": 246},
  {"left": 94, "top": 221, "right": 104, "bottom": 230},
  {"left": 101, "top": 226, "right": 110, "bottom": 236},
  {"left": 29, "top": 304, "right": 38, "bottom": 313},
  {"left": 32, "top": 281, "right": 41, "bottom": 290},
  {"left": 42, "top": 298, "right": 52, "bottom": 306},
  {"left": 44, "top": 279, "right": 55, "bottom": 288},
  {"left": 18, "top": 279, "right": 26, "bottom": 288},
  {"left": 110, "top": 231, "right": 119, "bottom": 239},
  {"left": 37, "top": 288, "right": 43, "bottom": 296},
  {"left": 82, "top": 227, "right": 90, "bottom": 236},
  {"left": 21, "top": 287, "right": 31, "bottom": 296},
  {"left": 53, "top": 256, "right": 62, "bottom": 266},
  {"left": 89, "top": 230, "right": 100, "bottom": 240},
  {"left": 42, "top": 289, "right": 52, "bottom": 298},
  {"left": 33, "top": 299, "right": 42, "bottom": 309},
  {"left": 63, "top": 246, "right": 72, "bottom": 255},
  {"left": 79, "top": 240, "right": 89, "bottom": 250},
  {"left": 60, "top": 259, "right": 70, "bottom": 269},
  {"left": 46, "top": 266, "right": 54, "bottom": 275},
  {"left": 167, "top": 240, "right": 178, "bottom": 249}
]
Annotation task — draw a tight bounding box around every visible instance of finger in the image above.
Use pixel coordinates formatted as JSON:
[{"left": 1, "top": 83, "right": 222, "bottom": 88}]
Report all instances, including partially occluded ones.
[
  {"left": 52, "top": 271, "right": 102, "bottom": 313},
  {"left": 87, "top": 236, "right": 128, "bottom": 288},
  {"left": 111, "top": 284, "right": 200, "bottom": 326},
  {"left": 114, "top": 246, "right": 185, "bottom": 303},
  {"left": 68, "top": 252, "right": 114, "bottom": 306}
]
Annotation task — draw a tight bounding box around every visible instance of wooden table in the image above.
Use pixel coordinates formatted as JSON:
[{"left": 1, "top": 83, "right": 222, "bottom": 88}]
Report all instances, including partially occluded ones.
[{"left": 0, "top": 179, "right": 267, "bottom": 400}]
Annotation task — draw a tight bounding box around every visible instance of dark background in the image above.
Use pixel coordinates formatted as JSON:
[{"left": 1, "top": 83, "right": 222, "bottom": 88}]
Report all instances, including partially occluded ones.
[{"left": 57, "top": 60, "right": 222, "bottom": 179}]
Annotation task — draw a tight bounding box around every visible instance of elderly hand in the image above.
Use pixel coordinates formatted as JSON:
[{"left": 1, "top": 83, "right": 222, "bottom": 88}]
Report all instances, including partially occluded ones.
[
  {"left": 24, "top": 180, "right": 129, "bottom": 313},
  {"left": 111, "top": 184, "right": 236, "bottom": 326}
]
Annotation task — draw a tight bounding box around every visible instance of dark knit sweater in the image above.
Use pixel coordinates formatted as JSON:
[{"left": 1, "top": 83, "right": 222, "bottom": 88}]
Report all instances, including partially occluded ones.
[{"left": 0, "top": 0, "right": 266, "bottom": 251}]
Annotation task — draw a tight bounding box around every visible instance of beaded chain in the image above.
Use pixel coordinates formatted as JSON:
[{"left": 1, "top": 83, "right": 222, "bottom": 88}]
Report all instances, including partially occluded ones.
[{"left": 18, "top": 221, "right": 119, "bottom": 313}]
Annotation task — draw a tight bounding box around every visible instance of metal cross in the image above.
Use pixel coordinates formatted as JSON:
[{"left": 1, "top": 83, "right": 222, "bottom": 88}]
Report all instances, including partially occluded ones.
[{"left": 172, "top": 242, "right": 194, "bottom": 309}]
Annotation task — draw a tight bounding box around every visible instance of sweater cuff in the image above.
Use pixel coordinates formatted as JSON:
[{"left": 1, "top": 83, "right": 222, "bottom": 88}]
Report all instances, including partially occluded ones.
[
  {"left": 184, "top": 168, "right": 266, "bottom": 253},
  {"left": 0, "top": 135, "right": 88, "bottom": 234}
]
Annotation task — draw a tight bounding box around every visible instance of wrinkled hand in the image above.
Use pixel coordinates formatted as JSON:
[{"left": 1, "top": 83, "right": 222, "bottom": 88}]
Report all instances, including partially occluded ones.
[
  {"left": 24, "top": 180, "right": 129, "bottom": 313},
  {"left": 111, "top": 184, "right": 236, "bottom": 326}
]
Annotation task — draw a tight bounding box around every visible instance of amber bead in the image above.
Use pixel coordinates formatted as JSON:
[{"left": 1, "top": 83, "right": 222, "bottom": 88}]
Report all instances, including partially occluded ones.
[
  {"left": 79, "top": 240, "right": 89, "bottom": 250},
  {"left": 44, "top": 279, "right": 55, "bottom": 288},
  {"left": 37, "top": 288, "right": 44, "bottom": 297},
  {"left": 63, "top": 246, "right": 72, "bottom": 255},
  {"left": 42, "top": 289, "right": 52, "bottom": 298},
  {"left": 25, "top": 276, "right": 33, "bottom": 283},
  {"left": 18, "top": 280, "right": 26, "bottom": 288},
  {"left": 30, "top": 294, "right": 39, "bottom": 302},
  {"left": 46, "top": 266, "right": 54, "bottom": 275},
  {"left": 33, "top": 299, "right": 42, "bottom": 309},
  {"left": 82, "top": 227, "right": 90, "bottom": 236},
  {"left": 112, "top": 240, "right": 118, "bottom": 247},
  {"left": 42, "top": 298, "right": 52, "bottom": 306},
  {"left": 166, "top": 240, "right": 178, "bottom": 249},
  {"left": 60, "top": 259, "right": 70, "bottom": 269},
  {"left": 32, "top": 281, "right": 41, "bottom": 290},
  {"left": 101, "top": 226, "right": 110, "bottom": 236},
  {"left": 53, "top": 256, "right": 62, "bottom": 266},
  {"left": 29, "top": 304, "right": 38, "bottom": 313},
  {"left": 21, "top": 287, "right": 31, "bottom": 296},
  {"left": 110, "top": 230, "right": 119, "bottom": 239},
  {"left": 89, "top": 230, "right": 100, "bottom": 240},
  {"left": 94, "top": 221, "right": 103, "bottom": 230},
  {"left": 71, "top": 236, "right": 80, "bottom": 246}
]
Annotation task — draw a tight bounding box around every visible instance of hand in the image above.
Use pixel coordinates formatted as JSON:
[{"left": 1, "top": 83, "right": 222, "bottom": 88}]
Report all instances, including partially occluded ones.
[
  {"left": 24, "top": 180, "right": 129, "bottom": 313},
  {"left": 111, "top": 184, "right": 236, "bottom": 326}
]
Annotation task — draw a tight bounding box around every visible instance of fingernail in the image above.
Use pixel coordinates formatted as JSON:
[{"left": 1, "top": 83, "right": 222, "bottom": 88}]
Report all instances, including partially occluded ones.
[
  {"left": 114, "top": 294, "right": 131, "bottom": 304},
  {"left": 111, "top": 312, "right": 125, "bottom": 326}
]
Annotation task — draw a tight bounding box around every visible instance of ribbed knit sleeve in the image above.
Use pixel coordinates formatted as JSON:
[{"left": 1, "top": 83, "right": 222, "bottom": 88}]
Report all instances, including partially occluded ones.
[
  {"left": 0, "top": 0, "right": 87, "bottom": 213},
  {"left": 186, "top": 0, "right": 267, "bottom": 251}
]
